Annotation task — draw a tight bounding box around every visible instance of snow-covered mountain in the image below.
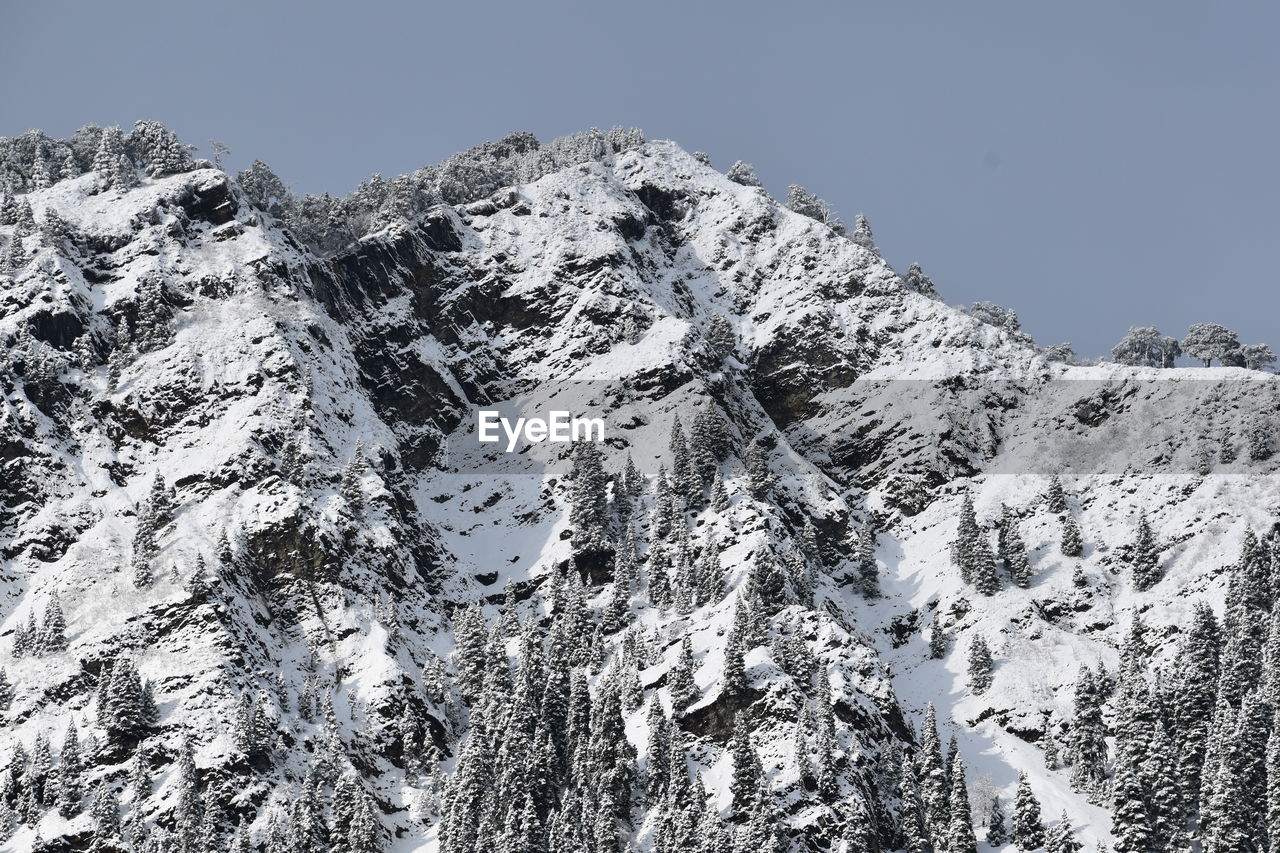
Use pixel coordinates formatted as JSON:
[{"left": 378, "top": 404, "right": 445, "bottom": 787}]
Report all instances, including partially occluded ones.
[{"left": 1, "top": 125, "right": 1277, "bottom": 853}]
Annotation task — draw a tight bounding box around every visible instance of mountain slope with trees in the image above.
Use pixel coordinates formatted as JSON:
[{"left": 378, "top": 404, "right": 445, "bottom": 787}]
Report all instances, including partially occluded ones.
[{"left": 0, "top": 122, "right": 1277, "bottom": 853}]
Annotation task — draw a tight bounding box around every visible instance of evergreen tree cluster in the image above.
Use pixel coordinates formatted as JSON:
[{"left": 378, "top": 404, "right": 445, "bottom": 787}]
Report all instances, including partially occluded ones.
[
  {"left": 238, "top": 128, "right": 646, "bottom": 253},
  {"left": 1045, "top": 530, "right": 1280, "bottom": 852},
  {"left": 131, "top": 474, "right": 177, "bottom": 589}
]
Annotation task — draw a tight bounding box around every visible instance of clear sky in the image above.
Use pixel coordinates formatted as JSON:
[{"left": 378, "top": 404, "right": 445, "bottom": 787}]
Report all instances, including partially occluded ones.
[{"left": 3, "top": 2, "right": 1276, "bottom": 359}]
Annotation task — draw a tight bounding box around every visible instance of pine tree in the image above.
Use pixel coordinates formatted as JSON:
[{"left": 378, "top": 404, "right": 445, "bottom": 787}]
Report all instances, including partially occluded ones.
[
  {"left": 952, "top": 493, "right": 979, "bottom": 583},
  {"left": 971, "top": 533, "right": 1001, "bottom": 596},
  {"left": 93, "top": 127, "right": 126, "bottom": 188},
  {"left": 173, "top": 739, "right": 203, "bottom": 850},
  {"left": 1111, "top": 758, "right": 1153, "bottom": 853},
  {"left": 898, "top": 754, "right": 929, "bottom": 853},
  {"left": 130, "top": 748, "right": 151, "bottom": 803},
  {"left": 61, "top": 149, "right": 80, "bottom": 179},
  {"left": 669, "top": 638, "right": 700, "bottom": 716},
  {"left": 31, "top": 732, "right": 53, "bottom": 805},
  {"left": 40, "top": 209, "right": 70, "bottom": 248},
  {"left": 843, "top": 798, "right": 877, "bottom": 853},
  {"left": 1060, "top": 514, "right": 1084, "bottom": 557},
  {"left": 1005, "top": 520, "right": 1032, "bottom": 587},
  {"left": 0, "top": 669, "right": 12, "bottom": 710},
  {"left": 851, "top": 213, "right": 877, "bottom": 253},
  {"left": 814, "top": 669, "right": 840, "bottom": 801},
  {"left": 919, "top": 705, "right": 950, "bottom": 839},
  {"left": 986, "top": 795, "right": 1008, "bottom": 846},
  {"left": 1145, "top": 721, "right": 1186, "bottom": 851},
  {"left": 1172, "top": 601, "right": 1220, "bottom": 812},
  {"left": 39, "top": 597, "right": 68, "bottom": 654},
  {"left": 697, "top": 536, "right": 725, "bottom": 605},
  {"left": 1129, "top": 513, "right": 1162, "bottom": 591},
  {"left": 4, "top": 233, "right": 25, "bottom": 274},
  {"left": 947, "top": 754, "right": 977, "bottom": 853},
  {"left": 15, "top": 199, "right": 35, "bottom": 234},
  {"left": 89, "top": 782, "right": 122, "bottom": 841},
  {"left": 342, "top": 443, "right": 369, "bottom": 521},
  {"left": 31, "top": 148, "right": 52, "bottom": 190},
  {"left": 723, "top": 606, "right": 748, "bottom": 700},
  {"left": 347, "top": 787, "right": 383, "bottom": 853},
  {"left": 1045, "top": 475, "right": 1067, "bottom": 514},
  {"left": 729, "top": 717, "right": 763, "bottom": 821},
  {"left": 711, "top": 478, "right": 729, "bottom": 513},
  {"left": 1012, "top": 773, "right": 1045, "bottom": 851},
  {"left": 749, "top": 547, "right": 788, "bottom": 616},
  {"left": 1046, "top": 812, "right": 1083, "bottom": 853},
  {"left": 967, "top": 636, "right": 993, "bottom": 694},
  {"left": 57, "top": 722, "right": 83, "bottom": 817},
  {"left": 1067, "top": 665, "right": 1108, "bottom": 799},
  {"left": 669, "top": 415, "right": 699, "bottom": 505},
  {"left": 744, "top": 439, "right": 774, "bottom": 499},
  {"left": 856, "top": 524, "right": 879, "bottom": 598}
]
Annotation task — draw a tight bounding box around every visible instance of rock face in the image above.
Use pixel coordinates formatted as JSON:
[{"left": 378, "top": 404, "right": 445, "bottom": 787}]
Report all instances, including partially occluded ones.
[{"left": 0, "top": 134, "right": 1278, "bottom": 852}]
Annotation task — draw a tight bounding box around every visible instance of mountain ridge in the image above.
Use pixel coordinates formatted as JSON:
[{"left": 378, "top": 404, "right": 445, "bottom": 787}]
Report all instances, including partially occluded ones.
[{"left": 0, "top": 125, "right": 1277, "bottom": 853}]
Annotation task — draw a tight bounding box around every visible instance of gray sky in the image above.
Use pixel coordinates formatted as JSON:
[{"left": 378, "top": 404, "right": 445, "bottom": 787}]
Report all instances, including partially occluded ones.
[{"left": 3, "top": 1, "right": 1276, "bottom": 359}]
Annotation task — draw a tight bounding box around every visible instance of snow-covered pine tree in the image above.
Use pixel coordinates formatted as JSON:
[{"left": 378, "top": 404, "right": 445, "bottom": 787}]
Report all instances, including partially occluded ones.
[
  {"left": 723, "top": 604, "right": 748, "bottom": 700},
  {"left": 689, "top": 408, "right": 722, "bottom": 490},
  {"left": 1046, "top": 811, "right": 1083, "bottom": 853},
  {"left": 1110, "top": 756, "right": 1153, "bottom": 853},
  {"left": 986, "top": 794, "right": 1008, "bottom": 846},
  {"left": 669, "top": 415, "right": 699, "bottom": 506},
  {"left": 347, "top": 786, "right": 384, "bottom": 853},
  {"left": 952, "top": 493, "right": 979, "bottom": 584},
  {"left": 970, "top": 533, "right": 1001, "bottom": 596},
  {"left": 814, "top": 669, "right": 840, "bottom": 801},
  {"left": 947, "top": 754, "right": 978, "bottom": 853},
  {"left": 729, "top": 717, "right": 764, "bottom": 821},
  {"left": 1067, "top": 665, "right": 1108, "bottom": 799},
  {"left": 1172, "top": 601, "right": 1220, "bottom": 812},
  {"left": 919, "top": 704, "right": 950, "bottom": 840},
  {"left": 710, "top": 478, "right": 729, "bottom": 512},
  {"left": 1145, "top": 720, "right": 1186, "bottom": 851},
  {"left": 903, "top": 261, "right": 939, "bottom": 299},
  {"left": 1061, "top": 513, "right": 1084, "bottom": 557},
  {"left": 3, "top": 232, "right": 26, "bottom": 274},
  {"left": 843, "top": 798, "right": 877, "bottom": 853},
  {"left": 57, "top": 722, "right": 83, "bottom": 817},
  {"left": 898, "top": 753, "right": 929, "bottom": 853},
  {"left": 726, "top": 161, "right": 762, "bottom": 187},
  {"left": 697, "top": 535, "right": 725, "bottom": 605},
  {"left": 15, "top": 199, "right": 36, "bottom": 235},
  {"left": 1129, "top": 513, "right": 1162, "bottom": 591},
  {"left": 1045, "top": 475, "right": 1067, "bottom": 514},
  {"left": 38, "top": 597, "right": 67, "bottom": 654},
  {"left": 1004, "top": 519, "right": 1032, "bottom": 587},
  {"left": 173, "top": 739, "right": 203, "bottom": 850},
  {"left": 850, "top": 213, "right": 877, "bottom": 254},
  {"left": 785, "top": 185, "right": 845, "bottom": 234},
  {"left": 1012, "top": 773, "right": 1045, "bottom": 851},
  {"left": 89, "top": 782, "right": 122, "bottom": 842},
  {"left": 856, "top": 524, "right": 879, "bottom": 598},
  {"left": 967, "top": 636, "right": 993, "bottom": 694},
  {"left": 749, "top": 547, "right": 788, "bottom": 616},
  {"left": 0, "top": 669, "right": 12, "bottom": 710},
  {"left": 669, "top": 638, "right": 700, "bottom": 716},
  {"left": 744, "top": 439, "right": 774, "bottom": 499}
]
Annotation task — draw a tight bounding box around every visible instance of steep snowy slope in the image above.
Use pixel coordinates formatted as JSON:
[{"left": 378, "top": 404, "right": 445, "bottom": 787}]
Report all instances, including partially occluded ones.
[{"left": 0, "top": 127, "right": 1276, "bottom": 853}]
